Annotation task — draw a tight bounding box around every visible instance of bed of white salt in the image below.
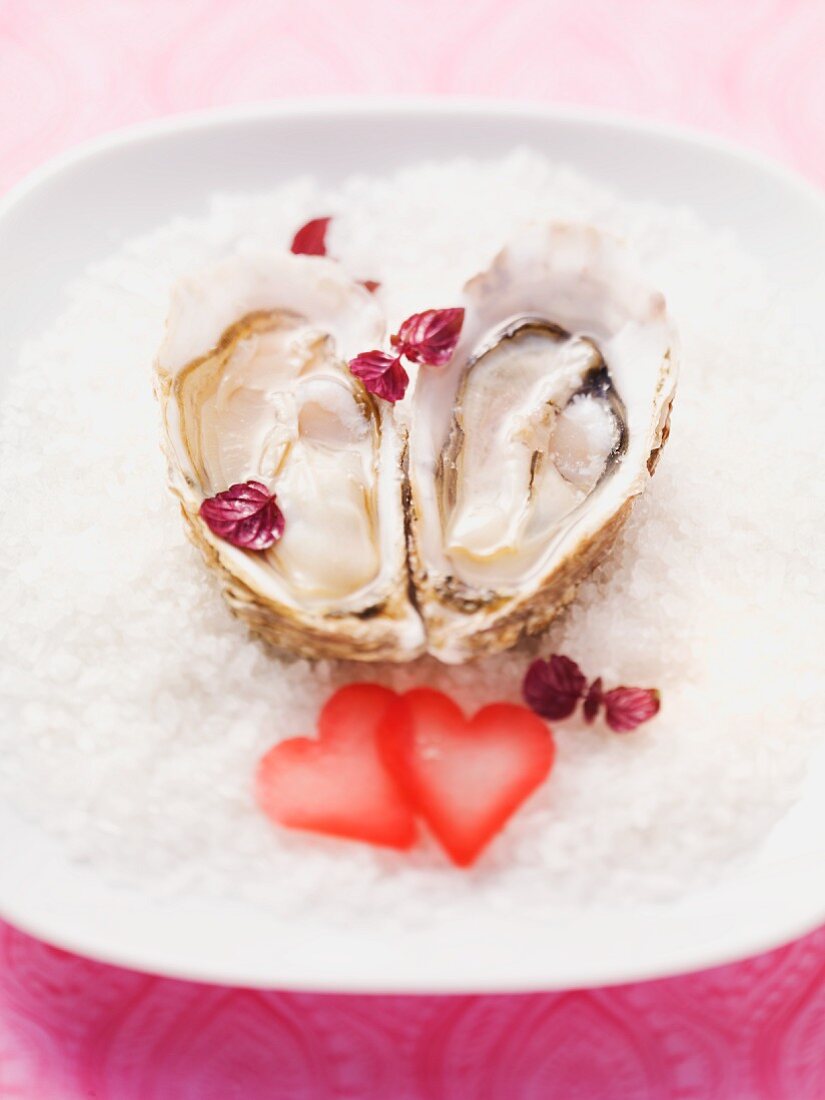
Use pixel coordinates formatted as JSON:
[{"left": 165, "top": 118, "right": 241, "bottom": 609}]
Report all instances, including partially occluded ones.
[{"left": 0, "top": 150, "right": 823, "bottom": 922}]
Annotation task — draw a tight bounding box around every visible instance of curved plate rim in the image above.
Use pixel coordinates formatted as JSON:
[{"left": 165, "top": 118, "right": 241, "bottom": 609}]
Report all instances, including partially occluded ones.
[{"left": 0, "top": 96, "right": 823, "bottom": 992}]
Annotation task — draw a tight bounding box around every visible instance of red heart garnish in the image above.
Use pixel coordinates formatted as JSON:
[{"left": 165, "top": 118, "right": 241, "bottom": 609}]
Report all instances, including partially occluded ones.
[
  {"left": 378, "top": 689, "right": 555, "bottom": 867},
  {"left": 256, "top": 683, "right": 416, "bottom": 850}
]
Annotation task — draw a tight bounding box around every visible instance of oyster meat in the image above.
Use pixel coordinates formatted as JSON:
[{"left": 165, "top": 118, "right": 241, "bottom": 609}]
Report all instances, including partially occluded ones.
[
  {"left": 156, "top": 253, "right": 424, "bottom": 660},
  {"left": 156, "top": 224, "right": 677, "bottom": 663},
  {"left": 408, "top": 223, "right": 676, "bottom": 661}
]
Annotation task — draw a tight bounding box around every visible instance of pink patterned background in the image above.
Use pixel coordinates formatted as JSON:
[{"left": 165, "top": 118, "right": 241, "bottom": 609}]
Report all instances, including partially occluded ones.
[{"left": 1, "top": 0, "right": 824, "bottom": 1096}]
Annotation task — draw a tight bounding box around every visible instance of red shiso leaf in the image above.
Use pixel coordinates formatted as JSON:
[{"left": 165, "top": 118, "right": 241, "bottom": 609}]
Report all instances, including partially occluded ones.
[
  {"left": 523, "top": 655, "right": 587, "bottom": 721},
  {"left": 391, "top": 307, "right": 465, "bottom": 366},
  {"left": 348, "top": 351, "right": 409, "bottom": 403},
  {"left": 290, "top": 216, "right": 331, "bottom": 256},
  {"left": 602, "top": 687, "right": 661, "bottom": 733},
  {"left": 582, "top": 677, "right": 603, "bottom": 724},
  {"left": 289, "top": 218, "right": 380, "bottom": 287},
  {"left": 199, "top": 480, "right": 285, "bottom": 551}
]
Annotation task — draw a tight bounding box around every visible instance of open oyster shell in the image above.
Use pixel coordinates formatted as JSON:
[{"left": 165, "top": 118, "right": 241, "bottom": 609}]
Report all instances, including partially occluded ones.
[
  {"left": 155, "top": 253, "right": 425, "bottom": 661},
  {"left": 156, "top": 224, "right": 677, "bottom": 664},
  {"left": 408, "top": 223, "right": 677, "bottom": 661}
]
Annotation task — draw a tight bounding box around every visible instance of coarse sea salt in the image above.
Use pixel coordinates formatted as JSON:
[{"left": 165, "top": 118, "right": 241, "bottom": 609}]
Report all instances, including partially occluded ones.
[{"left": 1, "top": 150, "right": 823, "bottom": 924}]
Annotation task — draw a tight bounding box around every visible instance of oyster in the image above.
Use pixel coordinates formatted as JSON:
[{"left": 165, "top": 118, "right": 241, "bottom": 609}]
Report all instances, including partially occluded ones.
[
  {"left": 155, "top": 253, "right": 425, "bottom": 661},
  {"left": 407, "top": 223, "right": 677, "bottom": 662},
  {"left": 156, "top": 224, "right": 676, "bottom": 664}
]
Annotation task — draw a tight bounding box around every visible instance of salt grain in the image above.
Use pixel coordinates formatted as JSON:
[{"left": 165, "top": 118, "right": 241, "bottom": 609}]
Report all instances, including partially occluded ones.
[{"left": 0, "top": 150, "right": 823, "bottom": 923}]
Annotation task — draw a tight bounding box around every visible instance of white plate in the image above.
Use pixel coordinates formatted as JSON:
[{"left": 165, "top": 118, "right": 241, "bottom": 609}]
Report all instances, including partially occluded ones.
[{"left": 1, "top": 99, "right": 824, "bottom": 992}]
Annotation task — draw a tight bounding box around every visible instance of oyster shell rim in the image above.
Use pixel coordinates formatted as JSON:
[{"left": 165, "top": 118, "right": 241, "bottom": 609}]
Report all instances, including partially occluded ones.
[
  {"left": 155, "top": 225, "right": 679, "bottom": 665},
  {"left": 406, "top": 222, "right": 679, "bottom": 663}
]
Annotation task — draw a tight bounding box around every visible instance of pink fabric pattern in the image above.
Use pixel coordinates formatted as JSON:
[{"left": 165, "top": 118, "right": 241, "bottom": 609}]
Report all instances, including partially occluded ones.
[
  {"left": 1, "top": 0, "right": 824, "bottom": 1095},
  {"left": 1, "top": 0, "right": 824, "bottom": 192},
  {"left": 0, "top": 921, "right": 824, "bottom": 1099}
]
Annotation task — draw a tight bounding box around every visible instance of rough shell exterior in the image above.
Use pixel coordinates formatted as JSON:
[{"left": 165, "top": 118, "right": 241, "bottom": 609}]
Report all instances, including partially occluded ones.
[{"left": 156, "top": 227, "right": 678, "bottom": 664}]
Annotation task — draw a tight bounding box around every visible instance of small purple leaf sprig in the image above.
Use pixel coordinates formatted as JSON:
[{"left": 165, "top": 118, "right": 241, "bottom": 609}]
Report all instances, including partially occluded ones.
[
  {"left": 523, "top": 654, "right": 660, "bottom": 733},
  {"left": 290, "top": 217, "right": 462, "bottom": 401},
  {"left": 290, "top": 216, "right": 331, "bottom": 257},
  {"left": 290, "top": 216, "right": 380, "bottom": 294},
  {"left": 349, "top": 307, "right": 465, "bottom": 403},
  {"left": 199, "top": 480, "right": 285, "bottom": 551}
]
